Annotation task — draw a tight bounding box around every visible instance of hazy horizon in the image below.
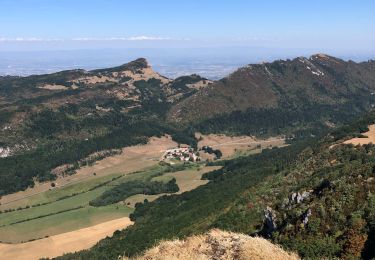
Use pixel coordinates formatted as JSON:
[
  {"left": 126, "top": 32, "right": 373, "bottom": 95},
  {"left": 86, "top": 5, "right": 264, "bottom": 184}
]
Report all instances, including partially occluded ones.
[
  {"left": 0, "top": 47, "right": 374, "bottom": 80},
  {"left": 1, "top": 0, "right": 374, "bottom": 79}
]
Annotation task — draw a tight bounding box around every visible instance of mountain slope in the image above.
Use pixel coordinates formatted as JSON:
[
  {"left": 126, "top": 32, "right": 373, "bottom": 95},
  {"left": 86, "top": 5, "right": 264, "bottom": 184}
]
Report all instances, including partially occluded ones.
[
  {"left": 168, "top": 55, "right": 375, "bottom": 136},
  {"left": 0, "top": 58, "right": 209, "bottom": 148},
  {"left": 213, "top": 117, "right": 375, "bottom": 259},
  {"left": 0, "top": 59, "right": 209, "bottom": 195},
  {"left": 59, "top": 112, "right": 375, "bottom": 259}
]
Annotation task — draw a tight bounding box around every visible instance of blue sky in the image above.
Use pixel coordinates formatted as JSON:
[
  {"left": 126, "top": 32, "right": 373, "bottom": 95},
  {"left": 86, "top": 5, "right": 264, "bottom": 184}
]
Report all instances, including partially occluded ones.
[{"left": 0, "top": 0, "right": 374, "bottom": 53}]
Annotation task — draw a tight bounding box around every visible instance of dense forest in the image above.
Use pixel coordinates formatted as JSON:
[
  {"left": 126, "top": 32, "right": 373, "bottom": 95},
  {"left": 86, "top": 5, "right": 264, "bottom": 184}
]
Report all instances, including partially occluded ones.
[
  {"left": 0, "top": 112, "right": 196, "bottom": 195},
  {"left": 194, "top": 101, "right": 370, "bottom": 139}
]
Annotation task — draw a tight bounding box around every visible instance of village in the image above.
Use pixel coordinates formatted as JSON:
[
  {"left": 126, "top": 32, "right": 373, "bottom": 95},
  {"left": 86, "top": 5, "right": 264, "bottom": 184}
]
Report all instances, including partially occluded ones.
[
  {"left": 161, "top": 145, "right": 200, "bottom": 162},
  {"left": 161, "top": 144, "right": 223, "bottom": 163}
]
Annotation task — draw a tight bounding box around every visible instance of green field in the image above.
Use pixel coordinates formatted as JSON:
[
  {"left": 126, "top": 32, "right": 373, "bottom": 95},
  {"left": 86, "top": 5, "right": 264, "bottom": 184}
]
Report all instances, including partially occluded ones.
[
  {"left": 0, "top": 205, "right": 132, "bottom": 243},
  {"left": 0, "top": 172, "right": 125, "bottom": 211},
  {"left": 125, "top": 165, "right": 220, "bottom": 207},
  {"left": 0, "top": 164, "right": 169, "bottom": 212},
  {"left": 0, "top": 186, "right": 107, "bottom": 227},
  {"left": 0, "top": 163, "right": 201, "bottom": 243}
]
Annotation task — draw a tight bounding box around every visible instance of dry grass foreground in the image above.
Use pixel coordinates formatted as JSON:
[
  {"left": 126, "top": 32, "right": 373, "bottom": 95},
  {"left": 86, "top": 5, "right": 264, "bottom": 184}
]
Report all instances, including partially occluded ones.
[
  {"left": 0, "top": 135, "right": 177, "bottom": 207},
  {"left": 344, "top": 124, "right": 375, "bottom": 145},
  {"left": 125, "top": 229, "right": 299, "bottom": 260},
  {"left": 196, "top": 133, "right": 286, "bottom": 158},
  {"left": 0, "top": 217, "right": 133, "bottom": 260}
]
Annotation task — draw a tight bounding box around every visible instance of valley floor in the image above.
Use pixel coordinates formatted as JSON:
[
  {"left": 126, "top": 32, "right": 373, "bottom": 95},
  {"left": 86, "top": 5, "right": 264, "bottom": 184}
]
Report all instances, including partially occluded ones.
[
  {"left": 0, "top": 217, "right": 133, "bottom": 260},
  {"left": 0, "top": 133, "right": 286, "bottom": 258},
  {"left": 0, "top": 135, "right": 177, "bottom": 209}
]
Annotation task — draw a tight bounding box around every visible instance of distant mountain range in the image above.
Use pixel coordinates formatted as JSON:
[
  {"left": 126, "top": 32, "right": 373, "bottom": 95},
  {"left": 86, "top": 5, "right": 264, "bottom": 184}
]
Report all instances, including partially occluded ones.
[{"left": 1, "top": 49, "right": 373, "bottom": 79}]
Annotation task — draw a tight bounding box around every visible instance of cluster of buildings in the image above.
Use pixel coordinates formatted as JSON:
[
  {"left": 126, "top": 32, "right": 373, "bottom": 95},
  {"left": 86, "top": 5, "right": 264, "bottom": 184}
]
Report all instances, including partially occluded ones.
[
  {"left": 162, "top": 146, "right": 200, "bottom": 162},
  {"left": 0, "top": 146, "right": 11, "bottom": 158}
]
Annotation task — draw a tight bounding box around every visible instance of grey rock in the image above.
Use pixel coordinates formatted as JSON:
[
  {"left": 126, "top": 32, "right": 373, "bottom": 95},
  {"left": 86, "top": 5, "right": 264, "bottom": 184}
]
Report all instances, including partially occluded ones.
[
  {"left": 263, "top": 206, "right": 277, "bottom": 237},
  {"left": 290, "top": 191, "right": 310, "bottom": 205},
  {"left": 302, "top": 208, "right": 312, "bottom": 225}
]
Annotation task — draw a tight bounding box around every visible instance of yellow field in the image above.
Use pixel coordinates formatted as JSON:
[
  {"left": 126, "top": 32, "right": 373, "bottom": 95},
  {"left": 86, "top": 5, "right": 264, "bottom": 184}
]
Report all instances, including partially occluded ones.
[
  {"left": 196, "top": 133, "right": 286, "bottom": 158},
  {"left": 0, "top": 217, "right": 133, "bottom": 260}
]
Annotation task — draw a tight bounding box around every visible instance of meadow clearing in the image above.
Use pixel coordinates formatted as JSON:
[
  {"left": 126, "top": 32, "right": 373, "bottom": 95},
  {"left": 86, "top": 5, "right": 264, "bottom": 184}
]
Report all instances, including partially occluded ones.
[
  {"left": 124, "top": 165, "right": 221, "bottom": 207},
  {"left": 196, "top": 133, "right": 286, "bottom": 158}
]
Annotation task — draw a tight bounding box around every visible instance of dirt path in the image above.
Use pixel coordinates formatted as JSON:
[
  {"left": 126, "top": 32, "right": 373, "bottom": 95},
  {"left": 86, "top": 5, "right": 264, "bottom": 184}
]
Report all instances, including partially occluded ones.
[{"left": 0, "top": 217, "right": 133, "bottom": 260}]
